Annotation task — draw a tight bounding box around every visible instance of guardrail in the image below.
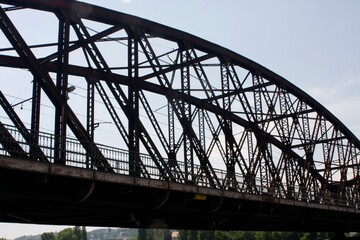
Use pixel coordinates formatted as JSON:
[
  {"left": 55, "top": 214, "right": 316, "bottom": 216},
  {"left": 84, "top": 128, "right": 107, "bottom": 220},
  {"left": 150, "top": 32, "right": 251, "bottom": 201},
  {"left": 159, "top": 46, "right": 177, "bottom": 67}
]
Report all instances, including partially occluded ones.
[{"left": 0, "top": 124, "right": 358, "bottom": 210}]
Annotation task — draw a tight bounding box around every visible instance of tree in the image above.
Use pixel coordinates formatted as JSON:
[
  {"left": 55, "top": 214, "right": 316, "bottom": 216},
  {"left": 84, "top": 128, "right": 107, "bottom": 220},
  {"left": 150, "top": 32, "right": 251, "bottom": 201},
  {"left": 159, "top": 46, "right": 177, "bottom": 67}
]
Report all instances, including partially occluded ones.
[
  {"left": 189, "top": 230, "right": 198, "bottom": 240},
  {"left": 56, "top": 227, "right": 76, "bottom": 240},
  {"left": 81, "top": 226, "right": 87, "bottom": 240},
  {"left": 74, "top": 226, "right": 82, "bottom": 240},
  {"left": 41, "top": 232, "right": 55, "bottom": 240},
  {"left": 148, "top": 229, "right": 155, "bottom": 240},
  {"left": 214, "top": 231, "right": 232, "bottom": 240},
  {"left": 199, "top": 230, "right": 215, "bottom": 240},
  {"left": 138, "top": 229, "right": 147, "bottom": 240},
  {"left": 164, "top": 229, "right": 171, "bottom": 240},
  {"left": 179, "top": 230, "right": 188, "bottom": 240}
]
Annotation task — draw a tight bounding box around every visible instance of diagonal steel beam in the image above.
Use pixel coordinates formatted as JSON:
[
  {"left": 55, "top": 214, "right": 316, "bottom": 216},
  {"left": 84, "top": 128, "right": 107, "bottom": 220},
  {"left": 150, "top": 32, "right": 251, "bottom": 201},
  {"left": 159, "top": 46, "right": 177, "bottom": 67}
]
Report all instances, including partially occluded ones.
[
  {"left": 0, "top": 121, "right": 29, "bottom": 159},
  {"left": 138, "top": 35, "right": 221, "bottom": 187},
  {"left": 0, "top": 91, "right": 48, "bottom": 162},
  {"left": 0, "top": 6, "right": 113, "bottom": 172},
  {"left": 71, "top": 19, "right": 174, "bottom": 179}
]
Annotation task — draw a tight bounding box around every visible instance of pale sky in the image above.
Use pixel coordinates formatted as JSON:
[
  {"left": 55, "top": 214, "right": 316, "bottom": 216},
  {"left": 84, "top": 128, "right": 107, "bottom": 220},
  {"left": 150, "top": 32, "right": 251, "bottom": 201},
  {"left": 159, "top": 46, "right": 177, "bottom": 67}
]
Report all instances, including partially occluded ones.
[{"left": 0, "top": 0, "right": 360, "bottom": 239}]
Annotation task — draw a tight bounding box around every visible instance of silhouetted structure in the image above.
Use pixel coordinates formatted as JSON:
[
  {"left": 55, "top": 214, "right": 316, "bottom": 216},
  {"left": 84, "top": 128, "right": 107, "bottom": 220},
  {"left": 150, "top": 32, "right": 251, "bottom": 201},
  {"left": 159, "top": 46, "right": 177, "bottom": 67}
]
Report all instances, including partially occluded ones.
[{"left": 0, "top": 0, "right": 359, "bottom": 233}]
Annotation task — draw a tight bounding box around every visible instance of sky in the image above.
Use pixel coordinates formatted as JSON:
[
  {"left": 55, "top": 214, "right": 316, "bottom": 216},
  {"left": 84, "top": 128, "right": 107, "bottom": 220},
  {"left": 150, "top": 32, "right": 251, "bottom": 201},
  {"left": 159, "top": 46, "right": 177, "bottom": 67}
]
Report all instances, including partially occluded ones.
[{"left": 0, "top": 0, "right": 359, "bottom": 239}]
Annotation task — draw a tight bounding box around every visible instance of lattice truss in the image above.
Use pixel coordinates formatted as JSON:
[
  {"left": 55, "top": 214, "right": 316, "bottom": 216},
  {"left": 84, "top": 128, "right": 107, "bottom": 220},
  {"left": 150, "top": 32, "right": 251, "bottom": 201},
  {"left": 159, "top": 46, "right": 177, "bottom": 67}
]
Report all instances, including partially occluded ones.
[{"left": 0, "top": 1, "right": 359, "bottom": 204}]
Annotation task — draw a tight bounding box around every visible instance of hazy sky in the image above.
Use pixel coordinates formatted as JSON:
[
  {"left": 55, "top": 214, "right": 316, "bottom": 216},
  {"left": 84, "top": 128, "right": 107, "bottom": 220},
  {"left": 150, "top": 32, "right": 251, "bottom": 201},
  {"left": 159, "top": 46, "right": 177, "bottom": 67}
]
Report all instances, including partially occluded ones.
[{"left": 0, "top": 0, "right": 360, "bottom": 239}]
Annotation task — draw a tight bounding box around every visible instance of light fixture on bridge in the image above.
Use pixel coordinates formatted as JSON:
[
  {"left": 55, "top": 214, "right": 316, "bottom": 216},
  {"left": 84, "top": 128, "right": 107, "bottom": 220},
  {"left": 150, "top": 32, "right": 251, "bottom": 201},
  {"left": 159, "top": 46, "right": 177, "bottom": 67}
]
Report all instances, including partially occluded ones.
[
  {"left": 93, "top": 121, "right": 112, "bottom": 129},
  {"left": 11, "top": 97, "right": 32, "bottom": 109},
  {"left": 66, "top": 85, "right": 76, "bottom": 100}
]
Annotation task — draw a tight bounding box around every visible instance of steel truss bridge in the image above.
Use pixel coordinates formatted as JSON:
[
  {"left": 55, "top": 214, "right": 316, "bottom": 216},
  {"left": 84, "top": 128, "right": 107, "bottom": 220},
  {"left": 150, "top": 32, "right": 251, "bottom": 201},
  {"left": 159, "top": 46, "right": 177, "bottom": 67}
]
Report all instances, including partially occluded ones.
[{"left": 0, "top": 0, "right": 359, "bottom": 232}]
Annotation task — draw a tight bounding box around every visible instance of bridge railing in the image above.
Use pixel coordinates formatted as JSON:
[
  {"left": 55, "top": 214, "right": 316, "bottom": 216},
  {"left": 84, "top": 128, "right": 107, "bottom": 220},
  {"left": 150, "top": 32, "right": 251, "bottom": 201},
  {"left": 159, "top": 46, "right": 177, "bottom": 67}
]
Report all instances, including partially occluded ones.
[{"left": 0, "top": 124, "right": 358, "bottom": 210}]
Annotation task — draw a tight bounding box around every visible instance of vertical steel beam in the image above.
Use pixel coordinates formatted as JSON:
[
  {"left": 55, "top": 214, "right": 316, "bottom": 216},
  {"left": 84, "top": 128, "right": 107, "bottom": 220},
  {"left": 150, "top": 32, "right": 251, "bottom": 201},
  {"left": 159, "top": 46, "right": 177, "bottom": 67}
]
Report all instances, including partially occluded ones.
[
  {"left": 167, "top": 52, "right": 179, "bottom": 173},
  {"left": 86, "top": 77, "right": 95, "bottom": 141},
  {"left": 54, "top": 11, "right": 70, "bottom": 164},
  {"left": 221, "top": 63, "right": 237, "bottom": 189},
  {"left": 30, "top": 77, "right": 41, "bottom": 160},
  {"left": 168, "top": 104, "right": 176, "bottom": 161},
  {"left": 252, "top": 74, "right": 263, "bottom": 123},
  {"left": 321, "top": 117, "right": 332, "bottom": 183},
  {"left": 250, "top": 74, "right": 266, "bottom": 190},
  {"left": 279, "top": 88, "right": 291, "bottom": 145},
  {"left": 86, "top": 76, "right": 95, "bottom": 168},
  {"left": 128, "top": 32, "right": 141, "bottom": 176},
  {"left": 181, "top": 49, "right": 194, "bottom": 182},
  {"left": 198, "top": 109, "right": 205, "bottom": 154},
  {"left": 337, "top": 131, "right": 346, "bottom": 195}
]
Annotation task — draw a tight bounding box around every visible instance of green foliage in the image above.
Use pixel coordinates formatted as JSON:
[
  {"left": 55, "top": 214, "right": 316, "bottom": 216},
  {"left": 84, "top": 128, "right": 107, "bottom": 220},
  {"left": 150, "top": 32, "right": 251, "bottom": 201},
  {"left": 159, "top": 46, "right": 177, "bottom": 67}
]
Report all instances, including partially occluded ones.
[
  {"left": 89, "top": 228, "right": 137, "bottom": 239},
  {"left": 137, "top": 229, "right": 169, "bottom": 240},
  {"left": 0, "top": 238, "right": 8, "bottom": 240},
  {"left": 54, "top": 226, "right": 87, "bottom": 240},
  {"left": 74, "top": 226, "right": 81, "bottom": 240},
  {"left": 55, "top": 228, "right": 76, "bottom": 240},
  {"left": 41, "top": 232, "right": 55, "bottom": 240},
  {"left": 72, "top": 226, "right": 87, "bottom": 240},
  {"left": 189, "top": 230, "right": 198, "bottom": 240},
  {"left": 198, "top": 230, "right": 214, "bottom": 240},
  {"left": 178, "top": 230, "right": 187, "bottom": 240}
]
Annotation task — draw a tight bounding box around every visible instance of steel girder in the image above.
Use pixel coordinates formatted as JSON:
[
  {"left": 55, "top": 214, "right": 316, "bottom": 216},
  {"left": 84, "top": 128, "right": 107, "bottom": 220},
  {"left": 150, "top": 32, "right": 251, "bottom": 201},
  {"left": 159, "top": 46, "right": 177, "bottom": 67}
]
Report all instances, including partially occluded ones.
[{"left": 0, "top": 0, "right": 359, "bottom": 206}]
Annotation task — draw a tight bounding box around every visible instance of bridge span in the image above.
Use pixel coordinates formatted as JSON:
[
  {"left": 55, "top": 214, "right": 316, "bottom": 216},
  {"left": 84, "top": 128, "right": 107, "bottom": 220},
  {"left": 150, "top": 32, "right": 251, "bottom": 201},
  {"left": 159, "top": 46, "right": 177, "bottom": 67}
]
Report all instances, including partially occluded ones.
[
  {"left": 0, "top": 126, "right": 359, "bottom": 232},
  {"left": 0, "top": 0, "right": 359, "bottom": 232}
]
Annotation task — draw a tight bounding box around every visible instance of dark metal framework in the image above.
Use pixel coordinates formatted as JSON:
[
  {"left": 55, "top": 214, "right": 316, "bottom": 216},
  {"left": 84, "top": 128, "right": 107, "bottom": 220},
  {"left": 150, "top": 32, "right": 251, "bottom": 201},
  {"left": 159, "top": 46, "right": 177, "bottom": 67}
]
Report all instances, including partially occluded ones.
[{"left": 0, "top": 0, "right": 359, "bottom": 207}]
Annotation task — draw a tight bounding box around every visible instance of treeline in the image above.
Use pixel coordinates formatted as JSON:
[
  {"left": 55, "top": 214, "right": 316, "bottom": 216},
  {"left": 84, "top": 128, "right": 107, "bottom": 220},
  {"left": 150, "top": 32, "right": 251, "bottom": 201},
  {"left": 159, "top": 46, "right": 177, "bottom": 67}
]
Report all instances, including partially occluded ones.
[
  {"left": 177, "top": 230, "right": 336, "bottom": 240},
  {"left": 0, "top": 227, "right": 137, "bottom": 240},
  {"left": 2, "top": 228, "right": 358, "bottom": 240},
  {"left": 41, "top": 226, "right": 87, "bottom": 240},
  {"left": 137, "top": 229, "right": 356, "bottom": 240}
]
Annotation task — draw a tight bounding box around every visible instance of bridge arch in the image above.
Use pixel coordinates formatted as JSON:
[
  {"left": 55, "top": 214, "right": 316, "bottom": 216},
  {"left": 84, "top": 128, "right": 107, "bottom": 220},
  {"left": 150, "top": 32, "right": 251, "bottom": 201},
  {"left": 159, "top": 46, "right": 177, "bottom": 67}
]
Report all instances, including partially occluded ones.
[{"left": 0, "top": 0, "right": 359, "bottom": 228}]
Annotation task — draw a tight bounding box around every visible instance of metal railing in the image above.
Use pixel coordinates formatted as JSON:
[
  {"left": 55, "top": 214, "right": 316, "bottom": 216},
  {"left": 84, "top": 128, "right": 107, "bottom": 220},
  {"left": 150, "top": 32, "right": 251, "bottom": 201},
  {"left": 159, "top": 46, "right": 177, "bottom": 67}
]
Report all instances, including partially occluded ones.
[{"left": 0, "top": 124, "right": 358, "bottom": 210}]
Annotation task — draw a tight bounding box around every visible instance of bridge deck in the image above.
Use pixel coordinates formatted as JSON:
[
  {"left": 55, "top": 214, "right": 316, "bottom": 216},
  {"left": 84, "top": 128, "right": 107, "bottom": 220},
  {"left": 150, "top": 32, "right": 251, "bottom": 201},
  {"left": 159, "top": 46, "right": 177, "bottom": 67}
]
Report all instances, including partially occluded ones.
[{"left": 0, "top": 155, "right": 358, "bottom": 231}]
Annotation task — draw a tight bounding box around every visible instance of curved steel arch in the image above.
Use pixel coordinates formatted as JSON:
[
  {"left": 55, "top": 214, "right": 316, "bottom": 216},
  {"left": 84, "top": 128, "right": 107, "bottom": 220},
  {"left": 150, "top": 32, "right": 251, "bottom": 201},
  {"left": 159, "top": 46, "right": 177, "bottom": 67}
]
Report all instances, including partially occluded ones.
[{"left": 0, "top": 0, "right": 359, "bottom": 207}]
